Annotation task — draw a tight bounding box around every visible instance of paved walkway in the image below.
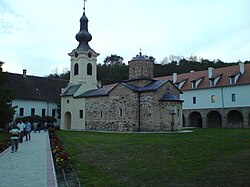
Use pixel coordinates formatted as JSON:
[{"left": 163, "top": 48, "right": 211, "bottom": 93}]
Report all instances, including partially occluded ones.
[{"left": 0, "top": 131, "right": 57, "bottom": 187}]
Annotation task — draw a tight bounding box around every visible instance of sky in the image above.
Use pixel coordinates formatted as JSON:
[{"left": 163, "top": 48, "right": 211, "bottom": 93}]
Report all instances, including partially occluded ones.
[{"left": 0, "top": 0, "right": 250, "bottom": 76}]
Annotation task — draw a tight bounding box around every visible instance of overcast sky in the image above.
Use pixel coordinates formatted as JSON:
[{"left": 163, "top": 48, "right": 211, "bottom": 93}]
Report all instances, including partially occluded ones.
[{"left": 0, "top": 0, "right": 249, "bottom": 76}]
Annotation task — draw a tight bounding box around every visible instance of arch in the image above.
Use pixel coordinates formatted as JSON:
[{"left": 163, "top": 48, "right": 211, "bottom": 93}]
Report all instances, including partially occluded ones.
[
  {"left": 227, "top": 110, "right": 243, "bottom": 128},
  {"left": 87, "top": 63, "right": 92, "bottom": 75},
  {"left": 74, "top": 63, "right": 79, "bottom": 75},
  {"left": 188, "top": 111, "right": 202, "bottom": 127},
  {"left": 64, "top": 112, "right": 72, "bottom": 129},
  {"left": 207, "top": 111, "right": 222, "bottom": 128}
]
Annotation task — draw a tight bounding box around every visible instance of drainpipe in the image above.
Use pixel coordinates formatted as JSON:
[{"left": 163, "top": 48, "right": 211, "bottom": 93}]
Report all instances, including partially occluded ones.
[{"left": 138, "top": 92, "right": 141, "bottom": 132}]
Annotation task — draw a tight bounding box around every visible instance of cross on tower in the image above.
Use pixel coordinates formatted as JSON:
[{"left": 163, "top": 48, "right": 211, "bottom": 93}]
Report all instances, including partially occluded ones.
[
  {"left": 83, "top": 0, "right": 87, "bottom": 12},
  {"left": 139, "top": 47, "right": 142, "bottom": 56}
]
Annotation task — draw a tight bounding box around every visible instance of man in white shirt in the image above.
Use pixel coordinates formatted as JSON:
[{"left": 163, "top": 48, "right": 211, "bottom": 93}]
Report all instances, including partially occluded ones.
[{"left": 17, "top": 120, "right": 25, "bottom": 143}]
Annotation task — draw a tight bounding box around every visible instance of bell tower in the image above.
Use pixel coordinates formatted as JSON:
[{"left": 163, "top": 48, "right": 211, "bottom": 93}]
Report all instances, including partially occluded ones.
[
  {"left": 68, "top": 1, "right": 99, "bottom": 92},
  {"left": 61, "top": 1, "right": 99, "bottom": 130}
]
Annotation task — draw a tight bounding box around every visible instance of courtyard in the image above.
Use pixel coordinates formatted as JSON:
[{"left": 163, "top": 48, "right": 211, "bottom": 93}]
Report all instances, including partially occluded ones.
[{"left": 55, "top": 128, "right": 250, "bottom": 186}]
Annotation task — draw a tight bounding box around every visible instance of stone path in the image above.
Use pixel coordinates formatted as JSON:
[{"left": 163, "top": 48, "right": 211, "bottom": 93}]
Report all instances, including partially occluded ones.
[{"left": 0, "top": 131, "right": 57, "bottom": 187}]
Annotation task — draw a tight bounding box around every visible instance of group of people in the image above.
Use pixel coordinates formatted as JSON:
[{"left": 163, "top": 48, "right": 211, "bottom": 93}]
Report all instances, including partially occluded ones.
[{"left": 9, "top": 120, "right": 32, "bottom": 153}]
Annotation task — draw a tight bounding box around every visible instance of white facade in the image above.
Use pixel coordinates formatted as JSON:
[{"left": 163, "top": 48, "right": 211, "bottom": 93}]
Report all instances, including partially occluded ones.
[
  {"left": 181, "top": 84, "right": 250, "bottom": 110},
  {"left": 61, "top": 49, "right": 99, "bottom": 130},
  {"left": 12, "top": 99, "right": 59, "bottom": 122}
]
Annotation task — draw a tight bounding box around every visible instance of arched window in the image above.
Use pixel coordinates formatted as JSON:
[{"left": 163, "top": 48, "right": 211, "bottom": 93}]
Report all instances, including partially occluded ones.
[
  {"left": 74, "top": 63, "right": 79, "bottom": 75},
  {"left": 87, "top": 63, "right": 92, "bottom": 75}
]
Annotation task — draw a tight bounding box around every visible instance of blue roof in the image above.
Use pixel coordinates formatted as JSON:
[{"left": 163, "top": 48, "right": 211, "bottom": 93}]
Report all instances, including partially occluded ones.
[
  {"left": 76, "top": 84, "right": 116, "bottom": 98},
  {"left": 122, "top": 80, "right": 167, "bottom": 92},
  {"left": 159, "top": 93, "right": 183, "bottom": 102},
  {"left": 61, "top": 84, "right": 81, "bottom": 97}
]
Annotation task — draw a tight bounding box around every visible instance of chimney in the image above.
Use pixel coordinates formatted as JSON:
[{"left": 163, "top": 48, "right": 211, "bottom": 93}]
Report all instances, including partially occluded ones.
[
  {"left": 239, "top": 62, "right": 244, "bottom": 74},
  {"left": 23, "top": 69, "right": 27, "bottom": 77},
  {"left": 172, "top": 73, "right": 177, "bottom": 83},
  {"left": 208, "top": 67, "right": 214, "bottom": 78}
]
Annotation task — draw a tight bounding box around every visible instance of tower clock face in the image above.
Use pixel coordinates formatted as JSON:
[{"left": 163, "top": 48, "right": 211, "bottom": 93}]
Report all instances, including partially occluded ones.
[
  {"left": 88, "top": 52, "right": 92, "bottom": 58},
  {"left": 74, "top": 52, "right": 78, "bottom": 58}
]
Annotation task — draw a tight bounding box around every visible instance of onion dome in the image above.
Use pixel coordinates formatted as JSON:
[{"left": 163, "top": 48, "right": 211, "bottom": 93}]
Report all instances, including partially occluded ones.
[{"left": 75, "top": 12, "right": 92, "bottom": 51}]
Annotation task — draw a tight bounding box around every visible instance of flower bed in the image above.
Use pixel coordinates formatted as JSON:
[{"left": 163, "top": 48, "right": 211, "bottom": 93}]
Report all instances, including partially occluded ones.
[
  {"left": 48, "top": 128, "right": 81, "bottom": 186},
  {"left": 0, "top": 139, "right": 11, "bottom": 153},
  {"left": 48, "top": 128, "right": 71, "bottom": 167}
]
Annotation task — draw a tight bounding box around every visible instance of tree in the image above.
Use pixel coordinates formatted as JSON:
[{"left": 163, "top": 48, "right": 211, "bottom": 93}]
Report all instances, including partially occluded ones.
[
  {"left": 48, "top": 67, "right": 70, "bottom": 80},
  {"left": 103, "top": 54, "right": 124, "bottom": 66},
  {"left": 0, "top": 61, "right": 16, "bottom": 129}
]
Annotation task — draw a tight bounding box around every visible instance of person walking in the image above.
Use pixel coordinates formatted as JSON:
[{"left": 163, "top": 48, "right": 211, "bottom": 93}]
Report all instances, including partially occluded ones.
[
  {"left": 25, "top": 120, "right": 32, "bottom": 141},
  {"left": 17, "top": 120, "right": 25, "bottom": 143},
  {"left": 33, "top": 122, "right": 38, "bottom": 133},
  {"left": 9, "top": 123, "right": 20, "bottom": 153}
]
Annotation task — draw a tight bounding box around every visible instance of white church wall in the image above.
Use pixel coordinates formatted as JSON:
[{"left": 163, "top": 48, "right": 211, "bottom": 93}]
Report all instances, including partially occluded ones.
[{"left": 61, "top": 96, "right": 86, "bottom": 130}]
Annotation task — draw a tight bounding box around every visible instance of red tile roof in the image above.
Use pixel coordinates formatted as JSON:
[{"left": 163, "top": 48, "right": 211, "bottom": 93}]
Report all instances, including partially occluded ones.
[{"left": 155, "top": 63, "right": 250, "bottom": 90}]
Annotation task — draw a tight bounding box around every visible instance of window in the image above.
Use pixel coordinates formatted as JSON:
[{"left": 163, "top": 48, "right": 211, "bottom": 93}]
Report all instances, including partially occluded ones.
[
  {"left": 119, "top": 108, "right": 123, "bottom": 117},
  {"left": 141, "top": 67, "right": 143, "bottom": 75},
  {"left": 231, "top": 77, "right": 235, "bottom": 84},
  {"left": 211, "top": 95, "right": 215, "bottom": 103},
  {"left": 19, "top": 108, "right": 24, "bottom": 116},
  {"left": 232, "top": 93, "right": 236, "bottom": 102},
  {"left": 100, "top": 111, "right": 103, "bottom": 118},
  {"left": 67, "top": 100, "right": 69, "bottom": 103},
  {"left": 42, "top": 109, "right": 46, "bottom": 116},
  {"left": 192, "top": 81, "right": 196, "bottom": 88},
  {"left": 210, "top": 79, "right": 215, "bottom": 86},
  {"left": 52, "top": 109, "right": 56, "bottom": 117},
  {"left": 79, "top": 110, "right": 83, "bottom": 119},
  {"left": 193, "top": 97, "right": 196, "bottom": 104},
  {"left": 74, "top": 63, "right": 79, "bottom": 75},
  {"left": 87, "top": 63, "right": 92, "bottom": 75},
  {"left": 31, "top": 108, "right": 35, "bottom": 116},
  {"left": 133, "top": 68, "right": 135, "bottom": 76}
]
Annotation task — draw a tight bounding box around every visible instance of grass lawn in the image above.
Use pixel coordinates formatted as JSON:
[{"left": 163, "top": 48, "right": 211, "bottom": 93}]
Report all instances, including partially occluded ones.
[{"left": 56, "top": 128, "right": 250, "bottom": 187}]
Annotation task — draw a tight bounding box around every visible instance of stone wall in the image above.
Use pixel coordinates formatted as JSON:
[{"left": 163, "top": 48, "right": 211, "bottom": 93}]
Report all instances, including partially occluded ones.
[
  {"left": 183, "top": 107, "right": 250, "bottom": 128},
  {"left": 85, "top": 84, "right": 139, "bottom": 131},
  {"left": 129, "top": 60, "right": 153, "bottom": 79},
  {"left": 86, "top": 81, "right": 183, "bottom": 132}
]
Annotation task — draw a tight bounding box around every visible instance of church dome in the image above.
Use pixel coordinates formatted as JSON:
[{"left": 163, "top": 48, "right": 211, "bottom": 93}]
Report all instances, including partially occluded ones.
[{"left": 75, "top": 12, "right": 93, "bottom": 51}]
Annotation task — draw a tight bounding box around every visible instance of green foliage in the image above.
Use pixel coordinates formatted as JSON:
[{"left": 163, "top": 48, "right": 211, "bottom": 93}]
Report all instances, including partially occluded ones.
[
  {"left": 46, "top": 55, "right": 248, "bottom": 85},
  {"left": 0, "top": 131, "right": 11, "bottom": 153},
  {"left": 48, "top": 68, "right": 70, "bottom": 80},
  {"left": 0, "top": 61, "right": 15, "bottom": 129},
  {"left": 97, "top": 63, "right": 129, "bottom": 85},
  {"left": 16, "top": 115, "right": 56, "bottom": 124},
  {"left": 56, "top": 129, "right": 250, "bottom": 186},
  {"left": 103, "top": 54, "right": 124, "bottom": 66}
]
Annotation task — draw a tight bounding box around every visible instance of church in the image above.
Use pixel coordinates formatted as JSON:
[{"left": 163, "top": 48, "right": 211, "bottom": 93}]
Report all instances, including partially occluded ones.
[{"left": 60, "top": 6, "right": 183, "bottom": 132}]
